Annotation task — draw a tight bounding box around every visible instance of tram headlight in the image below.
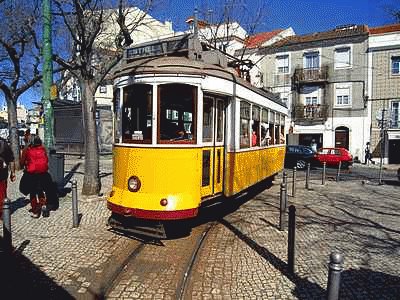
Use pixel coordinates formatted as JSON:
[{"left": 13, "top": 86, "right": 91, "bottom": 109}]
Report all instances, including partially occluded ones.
[{"left": 127, "top": 176, "right": 141, "bottom": 192}]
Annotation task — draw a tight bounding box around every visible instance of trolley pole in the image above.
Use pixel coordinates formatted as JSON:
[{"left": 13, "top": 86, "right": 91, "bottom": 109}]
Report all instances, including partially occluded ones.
[
  {"left": 322, "top": 162, "right": 326, "bottom": 185},
  {"left": 292, "top": 167, "right": 297, "bottom": 197},
  {"left": 42, "top": 0, "right": 54, "bottom": 149}
]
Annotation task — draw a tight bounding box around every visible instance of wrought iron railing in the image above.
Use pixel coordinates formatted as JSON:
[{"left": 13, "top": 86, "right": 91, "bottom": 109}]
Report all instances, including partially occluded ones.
[
  {"left": 293, "top": 66, "right": 328, "bottom": 83},
  {"left": 294, "top": 104, "right": 329, "bottom": 120}
]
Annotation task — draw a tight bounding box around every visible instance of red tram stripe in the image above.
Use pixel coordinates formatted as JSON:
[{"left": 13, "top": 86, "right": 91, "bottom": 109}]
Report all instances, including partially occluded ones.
[{"left": 107, "top": 201, "right": 198, "bottom": 220}]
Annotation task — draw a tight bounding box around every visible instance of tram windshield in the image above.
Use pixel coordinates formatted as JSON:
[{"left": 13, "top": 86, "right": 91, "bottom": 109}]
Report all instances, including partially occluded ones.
[
  {"left": 122, "top": 84, "right": 153, "bottom": 144},
  {"left": 159, "top": 84, "right": 196, "bottom": 144}
]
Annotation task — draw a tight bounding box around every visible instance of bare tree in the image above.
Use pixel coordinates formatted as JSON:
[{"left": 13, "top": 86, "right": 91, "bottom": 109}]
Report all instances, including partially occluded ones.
[
  {"left": 0, "top": 0, "right": 43, "bottom": 166},
  {"left": 189, "top": 0, "right": 268, "bottom": 81},
  {"left": 52, "top": 0, "right": 152, "bottom": 195}
]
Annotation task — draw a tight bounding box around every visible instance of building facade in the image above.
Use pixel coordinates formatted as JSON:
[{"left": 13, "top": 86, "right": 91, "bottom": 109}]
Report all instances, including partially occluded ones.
[
  {"left": 368, "top": 24, "right": 400, "bottom": 164},
  {"left": 258, "top": 25, "right": 370, "bottom": 160}
]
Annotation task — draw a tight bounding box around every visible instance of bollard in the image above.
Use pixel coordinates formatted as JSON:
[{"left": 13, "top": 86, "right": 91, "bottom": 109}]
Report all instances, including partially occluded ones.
[
  {"left": 2, "top": 198, "right": 12, "bottom": 253},
  {"left": 279, "top": 183, "right": 286, "bottom": 231},
  {"left": 283, "top": 171, "right": 288, "bottom": 210},
  {"left": 292, "top": 167, "right": 297, "bottom": 197},
  {"left": 305, "top": 162, "right": 311, "bottom": 189},
  {"left": 327, "top": 252, "right": 344, "bottom": 300},
  {"left": 322, "top": 162, "right": 326, "bottom": 185},
  {"left": 336, "top": 161, "right": 341, "bottom": 182},
  {"left": 72, "top": 179, "right": 79, "bottom": 228},
  {"left": 287, "top": 205, "right": 296, "bottom": 275}
]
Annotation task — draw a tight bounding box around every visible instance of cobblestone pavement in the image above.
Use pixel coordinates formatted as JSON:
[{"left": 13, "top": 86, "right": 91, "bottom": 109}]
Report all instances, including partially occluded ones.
[{"left": 0, "top": 156, "right": 399, "bottom": 299}]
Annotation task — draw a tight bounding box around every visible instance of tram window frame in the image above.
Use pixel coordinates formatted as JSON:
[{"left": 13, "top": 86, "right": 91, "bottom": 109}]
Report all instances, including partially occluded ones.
[
  {"left": 113, "top": 88, "right": 121, "bottom": 143},
  {"left": 158, "top": 83, "right": 197, "bottom": 144},
  {"left": 240, "top": 101, "right": 250, "bottom": 149},
  {"left": 203, "top": 97, "right": 214, "bottom": 143},
  {"left": 280, "top": 115, "right": 285, "bottom": 144},
  {"left": 121, "top": 84, "right": 153, "bottom": 144},
  {"left": 251, "top": 105, "right": 260, "bottom": 147},
  {"left": 275, "top": 113, "right": 280, "bottom": 144},
  {"left": 261, "top": 108, "right": 270, "bottom": 146},
  {"left": 269, "top": 110, "right": 275, "bottom": 145},
  {"left": 216, "top": 99, "right": 224, "bottom": 143}
]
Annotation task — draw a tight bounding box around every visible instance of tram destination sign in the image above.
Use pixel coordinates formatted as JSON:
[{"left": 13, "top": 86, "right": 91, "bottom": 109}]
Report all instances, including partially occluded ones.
[{"left": 126, "top": 35, "right": 189, "bottom": 60}]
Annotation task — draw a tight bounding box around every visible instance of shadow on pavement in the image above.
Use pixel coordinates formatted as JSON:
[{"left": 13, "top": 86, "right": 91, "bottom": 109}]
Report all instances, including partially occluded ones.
[
  {"left": 220, "top": 219, "right": 326, "bottom": 300},
  {"left": 0, "top": 237, "right": 73, "bottom": 299},
  {"left": 340, "top": 268, "right": 400, "bottom": 299},
  {"left": 11, "top": 197, "right": 30, "bottom": 214}
]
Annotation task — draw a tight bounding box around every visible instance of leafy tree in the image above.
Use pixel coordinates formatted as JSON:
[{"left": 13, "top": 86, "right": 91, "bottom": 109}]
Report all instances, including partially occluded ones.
[
  {"left": 52, "top": 0, "right": 152, "bottom": 195},
  {"left": 0, "top": 0, "right": 43, "bottom": 165}
]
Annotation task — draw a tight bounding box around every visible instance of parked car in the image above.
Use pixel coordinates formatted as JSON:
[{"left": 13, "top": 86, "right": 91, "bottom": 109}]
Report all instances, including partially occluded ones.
[
  {"left": 284, "top": 145, "right": 317, "bottom": 169},
  {"left": 315, "top": 147, "right": 353, "bottom": 169}
]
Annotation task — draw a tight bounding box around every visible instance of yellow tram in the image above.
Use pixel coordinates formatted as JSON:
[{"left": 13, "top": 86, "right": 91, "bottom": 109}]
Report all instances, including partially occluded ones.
[{"left": 107, "top": 34, "right": 287, "bottom": 228}]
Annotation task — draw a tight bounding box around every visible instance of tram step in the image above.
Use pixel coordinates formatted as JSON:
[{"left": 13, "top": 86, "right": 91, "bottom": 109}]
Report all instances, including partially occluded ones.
[{"left": 108, "top": 215, "right": 167, "bottom": 239}]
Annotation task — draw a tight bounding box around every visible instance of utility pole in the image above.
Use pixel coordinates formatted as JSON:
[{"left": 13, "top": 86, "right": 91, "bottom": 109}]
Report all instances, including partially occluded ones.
[{"left": 42, "top": 0, "right": 54, "bottom": 149}]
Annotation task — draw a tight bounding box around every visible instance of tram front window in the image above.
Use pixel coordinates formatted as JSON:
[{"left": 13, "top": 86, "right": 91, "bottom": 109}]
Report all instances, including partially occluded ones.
[
  {"left": 122, "top": 84, "right": 152, "bottom": 144},
  {"left": 159, "top": 84, "right": 196, "bottom": 144}
]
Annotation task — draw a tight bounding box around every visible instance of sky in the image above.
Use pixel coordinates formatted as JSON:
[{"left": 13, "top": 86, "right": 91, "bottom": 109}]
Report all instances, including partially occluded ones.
[{"left": 8, "top": 0, "right": 400, "bottom": 109}]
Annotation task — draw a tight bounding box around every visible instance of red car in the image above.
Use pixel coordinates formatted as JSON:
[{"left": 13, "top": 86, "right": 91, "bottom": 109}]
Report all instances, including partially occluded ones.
[{"left": 315, "top": 147, "right": 353, "bottom": 169}]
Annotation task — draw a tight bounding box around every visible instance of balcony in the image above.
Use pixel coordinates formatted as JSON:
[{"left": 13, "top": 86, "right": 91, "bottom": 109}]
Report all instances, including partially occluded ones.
[
  {"left": 293, "top": 66, "right": 328, "bottom": 85},
  {"left": 293, "top": 104, "right": 329, "bottom": 124}
]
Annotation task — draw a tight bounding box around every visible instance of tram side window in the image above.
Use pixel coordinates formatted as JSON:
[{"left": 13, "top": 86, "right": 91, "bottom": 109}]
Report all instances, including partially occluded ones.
[
  {"left": 122, "top": 84, "right": 152, "bottom": 144},
  {"left": 261, "top": 108, "right": 270, "bottom": 146},
  {"left": 269, "top": 110, "right": 275, "bottom": 145},
  {"left": 216, "top": 100, "right": 224, "bottom": 142},
  {"left": 203, "top": 97, "right": 213, "bottom": 143},
  {"left": 159, "top": 84, "right": 196, "bottom": 144},
  {"left": 240, "top": 101, "right": 250, "bottom": 149},
  {"left": 251, "top": 105, "right": 260, "bottom": 147},
  {"left": 280, "top": 115, "right": 285, "bottom": 144},
  {"left": 275, "top": 113, "right": 280, "bottom": 144}
]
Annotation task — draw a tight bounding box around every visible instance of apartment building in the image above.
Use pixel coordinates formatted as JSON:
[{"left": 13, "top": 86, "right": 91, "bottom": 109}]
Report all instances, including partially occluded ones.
[
  {"left": 368, "top": 24, "right": 400, "bottom": 164},
  {"left": 257, "top": 25, "right": 370, "bottom": 160}
]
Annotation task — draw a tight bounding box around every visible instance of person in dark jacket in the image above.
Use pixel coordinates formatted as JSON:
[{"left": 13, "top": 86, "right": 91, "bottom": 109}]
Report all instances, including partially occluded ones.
[{"left": 20, "top": 136, "right": 58, "bottom": 218}]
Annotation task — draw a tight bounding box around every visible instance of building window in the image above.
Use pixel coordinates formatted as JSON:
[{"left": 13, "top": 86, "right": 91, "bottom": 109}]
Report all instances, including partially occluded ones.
[
  {"left": 304, "top": 51, "right": 319, "bottom": 69},
  {"left": 335, "top": 85, "right": 351, "bottom": 106},
  {"left": 99, "top": 85, "right": 107, "bottom": 93},
  {"left": 392, "top": 56, "right": 400, "bottom": 75},
  {"left": 305, "top": 97, "right": 318, "bottom": 105},
  {"left": 276, "top": 55, "right": 289, "bottom": 73},
  {"left": 391, "top": 101, "right": 399, "bottom": 128},
  {"left": 334, "top": 47, "right": 351, "bottom": 69}
]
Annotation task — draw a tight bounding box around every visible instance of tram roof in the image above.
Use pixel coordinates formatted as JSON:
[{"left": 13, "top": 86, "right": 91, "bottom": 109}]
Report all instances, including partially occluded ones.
[{"left": 114, "top": 55, "right": 286, "bottom": 108}]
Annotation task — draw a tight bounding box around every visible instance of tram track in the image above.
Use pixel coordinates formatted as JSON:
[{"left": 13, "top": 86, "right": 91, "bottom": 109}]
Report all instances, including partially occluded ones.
[
  {"left": 95, "top": 241, "right": 146, "bottom": 298},
  {"left": 100, "top": 222, "right": 217, "bottom": 299},
  {"left": 176, "top": 222, "right": 216, "bottom": 300}
]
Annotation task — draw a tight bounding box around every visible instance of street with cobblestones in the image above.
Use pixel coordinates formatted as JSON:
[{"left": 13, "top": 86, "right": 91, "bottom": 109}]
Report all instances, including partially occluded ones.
[{"left": 0, "top": 157, "right": 399, "bottom": 299}]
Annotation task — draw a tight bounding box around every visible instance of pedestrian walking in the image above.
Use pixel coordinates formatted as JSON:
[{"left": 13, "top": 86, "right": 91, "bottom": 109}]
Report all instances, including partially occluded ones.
[
  {"left": 0, "top": 137, "right": 16, "bottom": 217},
  {"left": 19, "top": 135, "right": 58, "bottom": 218},
  {"left": 364, "top": 142, "right": 374, "bottom": 165}
]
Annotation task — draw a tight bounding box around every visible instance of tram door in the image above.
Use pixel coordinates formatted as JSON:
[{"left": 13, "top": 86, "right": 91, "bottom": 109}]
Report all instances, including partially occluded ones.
[{"left": 201, "top": 96, "right": 225, "bottom": 199}]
